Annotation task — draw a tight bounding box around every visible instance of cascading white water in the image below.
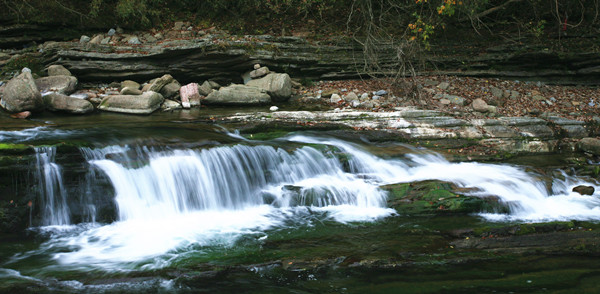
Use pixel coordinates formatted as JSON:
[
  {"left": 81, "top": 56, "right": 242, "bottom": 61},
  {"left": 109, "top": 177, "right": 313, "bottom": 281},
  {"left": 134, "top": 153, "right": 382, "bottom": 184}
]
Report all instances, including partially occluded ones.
[
  {"left": 288, "top": 135, "right": 600, "bottom": 221},
  {"left": 21, "top": 134, "right": 600, "bottom": 271},
  {"left": 35, "top": 147, "right": 70, "bottom": 226}
]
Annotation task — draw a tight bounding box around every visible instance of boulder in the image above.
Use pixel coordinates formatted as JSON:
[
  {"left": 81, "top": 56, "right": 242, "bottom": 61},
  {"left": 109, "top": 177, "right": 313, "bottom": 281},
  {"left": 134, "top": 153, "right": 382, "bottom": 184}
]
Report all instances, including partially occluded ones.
[
  {"left": 126, "top": 36, "right": 142, "bottom": 45},
  {"left": 343, "top": 92, "right": 359, "bottom": 103},
  {"left": 472, "top": 98, "right": 489, "bottom": 112},
  {"left": 180, "top": 83, "right": 200, "bottom": 109},
  {"left": 0, "top": 71, "right": 44, "bottom": 112},
  {"left": 203, "top": 84, "right": 270, "bottom": 105},
  {"left": 197, "top": 81, "right": 213, "bottom": 96},
  {"left": 47, "top": 65, "right": 72, "bottom": 76},
  {"left": 120, "top": 87, "right": 142, "bottom": 95},
  {"left": 161, "top": 99, "right": 182, "bottom": 111},
  {"left": 249, "top": 66, "right": 270, "bottom": 79},
  {"left": 330, "top": 93, "right": 342, "bottom": 104},
  {"left": 160, "top": 81, "right": 181, "bottom": 99},
  {"left": 35, "top": 76, "right": 78, "bottom": 95},
  {"left": 246, "top": 73, "right": 292, "bottom": 101},
  {"left": 208, "top": 80, "right": 221, "bottom": 89},
  {"left": 321, "top": 89, "right": 338, "bottom": 98},
  {"left": 98, "top": 91, "right": 164, "bottom": 114},
  {"left": 43, "top": 93, "right": 94, "bottom": 114},
  {"left": 90, "top": 34, "right": 103, "bottom": 44},
  {"left": 572, "top": 185, "right": 595, "bottom": 196},
  {"left": 579, "top": 137, "right": 600, "bottom": 155},
  {"left": 120, "top": 80, "right": 140, "bottom": 90},
  {"left": 146, "top": 74, "right": 173, "bottom": 93},
  {"left": 80, "top": 35, "right": 90, "bottom": 43}
]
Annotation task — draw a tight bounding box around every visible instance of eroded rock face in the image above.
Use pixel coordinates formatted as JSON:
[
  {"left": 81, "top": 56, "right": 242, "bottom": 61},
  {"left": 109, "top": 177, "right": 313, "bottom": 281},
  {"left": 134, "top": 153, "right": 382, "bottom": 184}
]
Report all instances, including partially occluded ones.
[
  {"left": 246, "top": 73, "right": 292, "bottom": 101},
  {"left": 35, "top": 76, "right": 78, "bottom": 95},
  {"left": 43, "top": 93, "right": 94, "bottom": 114},
  {"left": 203, "top": 84, "right": 270, "bottom": 105},
  {"left": 98, "top": 91, "right": 164, "bottom": 114},
  {"left": 0, "top": 71, "right": 44, "bottom": 112}
]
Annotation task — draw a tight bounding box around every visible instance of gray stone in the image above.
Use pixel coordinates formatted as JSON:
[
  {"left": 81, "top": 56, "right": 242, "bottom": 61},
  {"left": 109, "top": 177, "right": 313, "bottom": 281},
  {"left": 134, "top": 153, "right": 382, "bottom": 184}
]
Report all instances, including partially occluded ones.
[
  {"left": 107, "top": 28, "right": 116, "bottom": 36},
  {"left": 197, "top": 81, "right": 213, "bottom": 96},
  {"left": 510, "top": 91, "right": 520, "bottom": 99},
  {"left": 98, "top": 91, "right": 164, "bottom": 114},
  {"left": 43, "top": 93, "right": 94, "bottom": 114},
  {"left": 160, "top": 81, "right": 181, "bottom": 99},
  {"left": 472, "top": 98, "right": 489, "bottom": 112},
  {"left": 375, "top": 90, "right": 388, "bottom": 96},
  {"left": 490, "top": 87, "right": 503, "bottom": 98},
  {"left": 246, "top": 73, "right": 292, "bottom": 101},
  {"left": 343, "top": 92, "right": 359, "bottom": 102},
  {"left": 208, "top": 81, "right": 221, "bottom": 89},
  {"left": 330, "top": 93, "right": 342, "bottom": 104},
  {"left": 446, "top": 95, "right": 466, "bottom": 106},
  {"left": 439, "top": 98, "right": 451, "bottom": 105},
  {"left": 437, "top": 82, "right": 450, "bottom": 90},
  {"left": 146, "top": 74, "right": 174, "bottom": 93},
  {"left": 144, "top": 34, "right": 157, "bottom": 43},
  {"left": 0, "top": 71, "right": 43, "bottom": 112},
  {"left": 35, "top": 75, "right": 78, "bottom": 95},
  {"left": 80, "top": 35, "right": 90, "bottom": 43},
  {"left": 161, "top": 99, "right": 182, "bottom": 111},
  {"left": 120, "top": 87, "right": 143, "bottom": 95},
  {"left": 579, "top": 137, "right": 600, "bottom": 155},
  {"left": 126, "top": 36, "right": 141, "bottom": 45},
  {"left": 101, "top": 37, "right": 111, "bottom": 45},
  {"left": 249, "top": 66, "right": 270, "bottom": 79},
  {"left": 173, "top": 21, "right": 185, "bottom": 30},
  {"left": 253, "top": 64, "right": 261, "bottom": 70},
  {"left": 90, "top": 35, "right": 103, "bottom": 44},
  {"left": 321, "top": 89, "right": 338, "bottom": 98},
  {"left": 203, "top": 84, "right": 270, "bottom": 105},
  {"left": 120, "top": 80, "right": 140, "bottom": 90},
  {"left": 47, "top": 65, "right": 71, "bottom": 76}
]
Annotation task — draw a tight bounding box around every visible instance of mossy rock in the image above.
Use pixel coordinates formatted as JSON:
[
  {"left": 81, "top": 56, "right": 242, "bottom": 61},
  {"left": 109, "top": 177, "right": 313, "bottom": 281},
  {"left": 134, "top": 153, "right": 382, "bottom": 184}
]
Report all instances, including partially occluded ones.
[
  {"left": 382, "top": 180, "right": 507, "bottom": 215},
  {"left": 0, "top": 143, "right": 32, "bottom": 156}
]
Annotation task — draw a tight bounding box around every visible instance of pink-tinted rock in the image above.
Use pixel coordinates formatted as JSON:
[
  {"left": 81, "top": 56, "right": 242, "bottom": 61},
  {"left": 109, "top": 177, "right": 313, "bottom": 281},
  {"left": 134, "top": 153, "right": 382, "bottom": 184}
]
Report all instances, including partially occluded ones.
[
  {"left": 180, "top": 83, "right": 200, "bottom": 109},
  {"left": 10, "top": 111, "right": 31, "bottom": 119}
]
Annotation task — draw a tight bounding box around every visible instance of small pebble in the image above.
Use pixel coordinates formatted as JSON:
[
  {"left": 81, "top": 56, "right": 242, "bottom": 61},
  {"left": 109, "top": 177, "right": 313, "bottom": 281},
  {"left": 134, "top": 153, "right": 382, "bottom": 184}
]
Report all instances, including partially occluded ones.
[{"left": 269, "top": 106, "right": 278, "bottom": 112}]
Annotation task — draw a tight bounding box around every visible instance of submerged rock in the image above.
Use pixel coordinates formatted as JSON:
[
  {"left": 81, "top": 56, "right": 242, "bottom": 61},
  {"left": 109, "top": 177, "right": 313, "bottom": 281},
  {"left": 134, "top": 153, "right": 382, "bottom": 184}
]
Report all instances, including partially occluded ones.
[
  {"left": 9, "top": 111, "right": 32, "bottom": 119},
  {"left": 1, "top": 71, "right": 44, "bottom": 112},
  {"left": 35, "top": 75, "right": 78, "bottom": 95},
  {"left": 43, "top": 93, "right": 94, "bottom": 114},
  {"left": 204, "top": 84, "right": 270, "bottom": 105},
  {"left": 98, "top": 91, "right": 164, "bottom": 114}
]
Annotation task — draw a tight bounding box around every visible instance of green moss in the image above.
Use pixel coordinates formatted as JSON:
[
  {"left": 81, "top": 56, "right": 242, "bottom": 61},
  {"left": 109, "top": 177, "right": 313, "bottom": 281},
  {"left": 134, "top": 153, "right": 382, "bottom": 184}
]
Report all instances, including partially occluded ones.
[
  {"left": 0, "top": 143, "right": 28, "bottom": 150},
  {"left": 383, "top": 181, "right": 507, "bottom": 215}
]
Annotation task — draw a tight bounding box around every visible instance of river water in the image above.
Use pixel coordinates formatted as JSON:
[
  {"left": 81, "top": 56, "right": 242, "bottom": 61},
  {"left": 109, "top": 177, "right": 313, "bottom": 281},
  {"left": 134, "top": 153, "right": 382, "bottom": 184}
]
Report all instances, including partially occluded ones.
[{"left": 1, "top": 112, "right": 599, "bottom": 293}]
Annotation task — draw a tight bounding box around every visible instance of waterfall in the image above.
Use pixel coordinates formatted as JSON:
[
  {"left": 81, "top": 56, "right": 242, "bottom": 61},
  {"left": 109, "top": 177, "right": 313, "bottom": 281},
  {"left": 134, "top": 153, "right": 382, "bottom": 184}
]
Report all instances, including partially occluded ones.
[
  {"left": 85, "top": 144, "right": 391, "bottom": 221},
  {"left": 21, "top": 135, "right": 599, "bottom": 270},
  {"left": 35, "top": 147, "right": 70, "bottom": 226}
]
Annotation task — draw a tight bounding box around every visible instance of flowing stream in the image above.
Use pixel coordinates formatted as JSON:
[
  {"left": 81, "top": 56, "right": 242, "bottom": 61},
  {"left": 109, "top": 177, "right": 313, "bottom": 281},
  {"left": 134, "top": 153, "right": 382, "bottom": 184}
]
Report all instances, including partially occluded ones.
[{"left": 1, "top": 125, "right": 599, "bottom": 292}]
